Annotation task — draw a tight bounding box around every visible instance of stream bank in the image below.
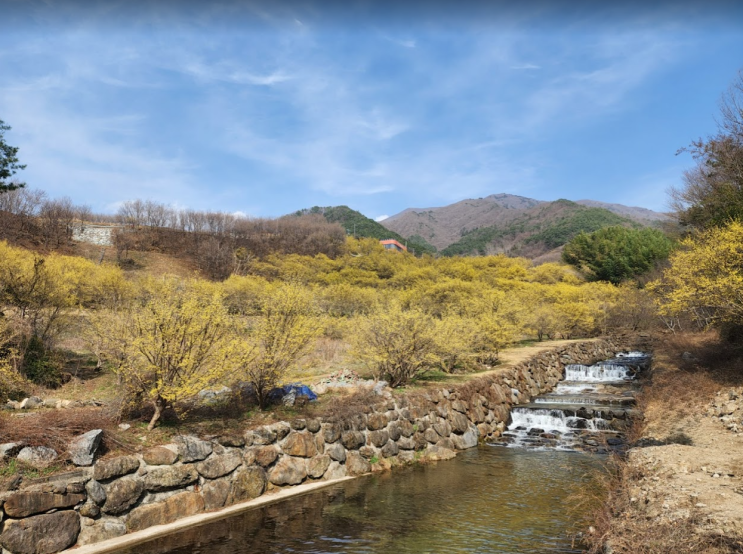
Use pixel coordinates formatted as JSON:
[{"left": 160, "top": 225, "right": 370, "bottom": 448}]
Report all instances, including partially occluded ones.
[
  {"left": 585, "top": 333, "right": 743, "bottom": 554},
  {"left": 0, "top": 338, "right": 638, "bottom": 554}
]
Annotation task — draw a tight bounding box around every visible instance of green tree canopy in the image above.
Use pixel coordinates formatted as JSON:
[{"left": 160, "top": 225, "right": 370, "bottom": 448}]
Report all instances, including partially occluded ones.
[
  {"left": 562, "top": 226, "right": 674, "bottom": 284},
  {"left": 0, "top": 119, "right": 26, "bottom": 193}
]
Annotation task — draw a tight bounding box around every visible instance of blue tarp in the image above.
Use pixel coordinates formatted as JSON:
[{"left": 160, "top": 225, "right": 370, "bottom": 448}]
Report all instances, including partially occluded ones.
[{"left": 267, "top": 383, "right": 318, "bottom": 403}]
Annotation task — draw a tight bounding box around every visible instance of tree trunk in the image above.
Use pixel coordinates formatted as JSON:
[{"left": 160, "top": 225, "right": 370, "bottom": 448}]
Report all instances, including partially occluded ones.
[{"left": 148, "top": 396, "right": 165, "bottom": 431}]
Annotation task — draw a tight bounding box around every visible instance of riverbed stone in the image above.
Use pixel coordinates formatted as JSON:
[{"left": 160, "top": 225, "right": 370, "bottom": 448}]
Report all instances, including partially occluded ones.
[
  {"left": 425, "top": 445, "right": 457, "bottom": 461},
  {"left": 281, "top": 432, "right": 318, "bottom": 458},
  {"left": 86, "top": 479, "right": 106, "bottom": 505},
  {"left": 0, "top": 511, "right": 80, "bottom": 554},
  {"left": 202, "top": 478, "right": 231, "bottom": 510},
  {"left": 345, "top": 452, "right": 371, "bottom": 476},
  {"left": 4, "top": 491, "right": 86, "bottom": 518},
  {"left": 324, "top": 442, "right": 346, "bottom": 462},
  {"left": 268, "top": 456, "right": 307, "bottom": 486},
  {"left": 144, "top": 465, "right": 199, "bottom": 491},
  {"left": 16, "top": 446, "right": 57, "bottom": 468},
  {"left": 196, "top": 451, "right": 242, "bottom": 479},
  {"left": 228, "top": 466, "right": 267, "bottom": 503},
  {"left": 127, "top": 491, "right": 204, "bottom": 532},
  {"left": 341, "top": 430, "right": 365, "bottom": 450},
  {"left": 68, "top": 429, "right": 103, "bottom": 466},
  {"left": 451, "top": 425, "right": 479, "bottom": 450},
  {"left": 102, "top": 477, "right": 144, "bottom": 514},
  {"left": 142, "top": 446, "right": 179, "bottom": 466},
  {"left": 307, "top": 455, "right": 331, "bottom": 478},
  {"left": 77, "top": 518, "right": 127, "bottom": 546},
  {"left": 174, "top": 435, "right": 213, "bottom": 462},
  {"left": 94, "top": 455, "right": 140, "bottom": 481}
]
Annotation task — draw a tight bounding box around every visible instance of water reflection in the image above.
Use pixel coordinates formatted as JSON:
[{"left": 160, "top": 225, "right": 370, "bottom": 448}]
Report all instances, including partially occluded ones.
[{"left": 118, "top": 447, "right": 602, "bottom": 554}]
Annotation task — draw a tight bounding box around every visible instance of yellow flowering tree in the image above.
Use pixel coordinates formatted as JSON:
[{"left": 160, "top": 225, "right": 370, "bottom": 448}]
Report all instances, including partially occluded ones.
[
  {"left": 93, "top": 277, "right": 233, "bottom": 430},
  {"left": 235, "top": 282, "right": 322, "bottom": 409},
  {"left": 649, "top": 221, "right": 743, "bottom": 328}
]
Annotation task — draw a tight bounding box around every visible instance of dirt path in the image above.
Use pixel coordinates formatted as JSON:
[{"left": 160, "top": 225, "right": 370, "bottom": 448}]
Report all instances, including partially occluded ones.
[
  {"left": 597, "top": 333, "right": 743, "bottom": 553},
  {"left": 458, "top": 338, "right": 597, "bottom": 381}
]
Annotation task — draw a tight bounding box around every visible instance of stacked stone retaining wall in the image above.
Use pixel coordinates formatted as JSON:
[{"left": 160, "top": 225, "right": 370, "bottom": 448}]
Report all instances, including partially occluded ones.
[{"left": 0, "top": 338, "right": 633, "bottom": 554}]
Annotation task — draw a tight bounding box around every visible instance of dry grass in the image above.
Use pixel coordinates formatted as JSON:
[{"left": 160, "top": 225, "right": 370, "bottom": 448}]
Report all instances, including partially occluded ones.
[
  {"left": 575, "top": 331, "right": 743, "bottom": 554},
  {"left": 0, "top": 407, "right": 123, "bottom": 462}
]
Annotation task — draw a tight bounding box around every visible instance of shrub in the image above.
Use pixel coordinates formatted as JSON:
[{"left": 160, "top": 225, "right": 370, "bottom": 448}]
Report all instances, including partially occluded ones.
[{"left": 352, "top": 303, "right": 439, "bottom": 387}]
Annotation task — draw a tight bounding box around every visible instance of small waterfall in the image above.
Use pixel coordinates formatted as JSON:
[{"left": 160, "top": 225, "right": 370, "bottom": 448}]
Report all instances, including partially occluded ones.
[
  {"left": 492, "top": 351, "right": 648, "bottom": 452},
  {"left": 564, "top": 363, "right": 634, "bottom": 382}
]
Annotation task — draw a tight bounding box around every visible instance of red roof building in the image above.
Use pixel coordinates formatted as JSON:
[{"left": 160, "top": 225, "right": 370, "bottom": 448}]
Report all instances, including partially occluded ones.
[{"left": 380, "top": 239, "right": 407, "bottom": 252}]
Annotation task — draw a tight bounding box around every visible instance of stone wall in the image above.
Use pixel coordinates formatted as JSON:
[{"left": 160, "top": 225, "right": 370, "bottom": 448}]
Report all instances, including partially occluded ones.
[
  {"left": 0, "top": 338, "right": 630, "bottom": 554},
  {"left": 71, "top": 226, "right": 121, "bottom": 247}
]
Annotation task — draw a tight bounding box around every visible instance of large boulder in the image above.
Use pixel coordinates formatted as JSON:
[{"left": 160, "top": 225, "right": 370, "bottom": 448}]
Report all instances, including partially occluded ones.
[
  {"left": 450, "top": 424, "right": 479, "bottom": 450},
  {"left": 94, "top": 455, "right": 140, "bottom": 481},
  {"left": 324, "top": 461, "right": 347, "bottom": 480},
  {"left": 85, "top": 479, "right": 107, "bottom": 505},
  {"left": 324, "top": 442, "right": 346, "bottom": 462},
  {"left": 228, "top": 466, "right": 267, "bottom": 504},
  {"left": 0, "top": 443, "right": 23, "bottom": 460},
  {"left": 366, "top": 412, "right": 388, "bottom": 431},
  {"left": 268, "top": 456, "right": 307, "bottom": 486},
  {"left": 68, "top": 429, "right": 103, "bottom": 466},
  {"left": 144, "top": 465, "right": 198, "bottom": 492},
  {"left": 449, "top": 412, "right": 470, "bottom": 434},
  {"left": 102, "top": 477, "right": 144, "bottom": 515},
  {"left": 345, "top": 452, "right": 371, "bottom": 476},
  {"left": 0, "top": 511, "right": 80, "bottom": 554},
  {"left": 4, "top": 491, "right": 86, "bottom": 518},
  {"left": 196, "top": 451, "right": 242, "bottom": 479},
  {"left": 174, "top": 435, "right": 212, "bottom": 463},
  {"left": 202, "top": 478, "right": 231, "bottom": 510},
  {"left": 341, "top": 431, "right": 365, "bottom": 450},
  {"left": 424, "top": 445, "right": 457, "bottom": 461},
  {"left": 307, "top": 454, "right": 331, "bottom": 478},
  {"left": 126, "top": 492, "right": 204, "bottom": 532},
  {"left": 252, "top": 446, "right": 279, "bottom": 467},
  {"left": 142, "top": 445, "right": 178, "bottom": 466},
  {"left": 77, "top": 518, "right": 127, "bottom": 546},
  {"left": 281, "top": 432, "right": 318, "bottom": 458},
  {"left": 16, "top": 446, "right": 57, "bottom": 468}
]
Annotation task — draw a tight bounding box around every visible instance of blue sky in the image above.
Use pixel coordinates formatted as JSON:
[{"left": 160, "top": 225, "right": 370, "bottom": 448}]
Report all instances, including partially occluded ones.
[{"left": 1, "top": 1, "right": 742, "bottom": 221}]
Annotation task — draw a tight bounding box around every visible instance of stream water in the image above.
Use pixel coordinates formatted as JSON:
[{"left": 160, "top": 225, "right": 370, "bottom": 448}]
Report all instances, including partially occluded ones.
[{"left": 116, "top": 352, "right": 649, "bottom": 554}]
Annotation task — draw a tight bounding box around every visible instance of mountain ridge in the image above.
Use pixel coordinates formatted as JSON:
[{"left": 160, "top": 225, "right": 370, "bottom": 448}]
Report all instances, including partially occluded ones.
[{"left": 380, "top": 193, "right": 668, "bottom": 252}]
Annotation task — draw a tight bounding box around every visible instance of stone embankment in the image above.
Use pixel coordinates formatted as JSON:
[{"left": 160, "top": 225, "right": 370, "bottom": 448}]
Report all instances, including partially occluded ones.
[
  {"left": 0, "top": 338, "right": 630, "bottom": 554},
  {"left": 71, "top": 226, "right": 121, "bottom": 247}
]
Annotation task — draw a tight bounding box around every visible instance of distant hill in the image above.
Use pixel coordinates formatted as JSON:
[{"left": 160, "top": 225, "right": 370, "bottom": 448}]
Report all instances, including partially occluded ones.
[
  {"left": 380, "top": 193, "right": 668, "bottom": 258},
  {"left": 440, "top": 200, "right": 637, "bottom": 258},
  {"left": 295, "top": 205, "right": 437, "bottom": 256}
]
